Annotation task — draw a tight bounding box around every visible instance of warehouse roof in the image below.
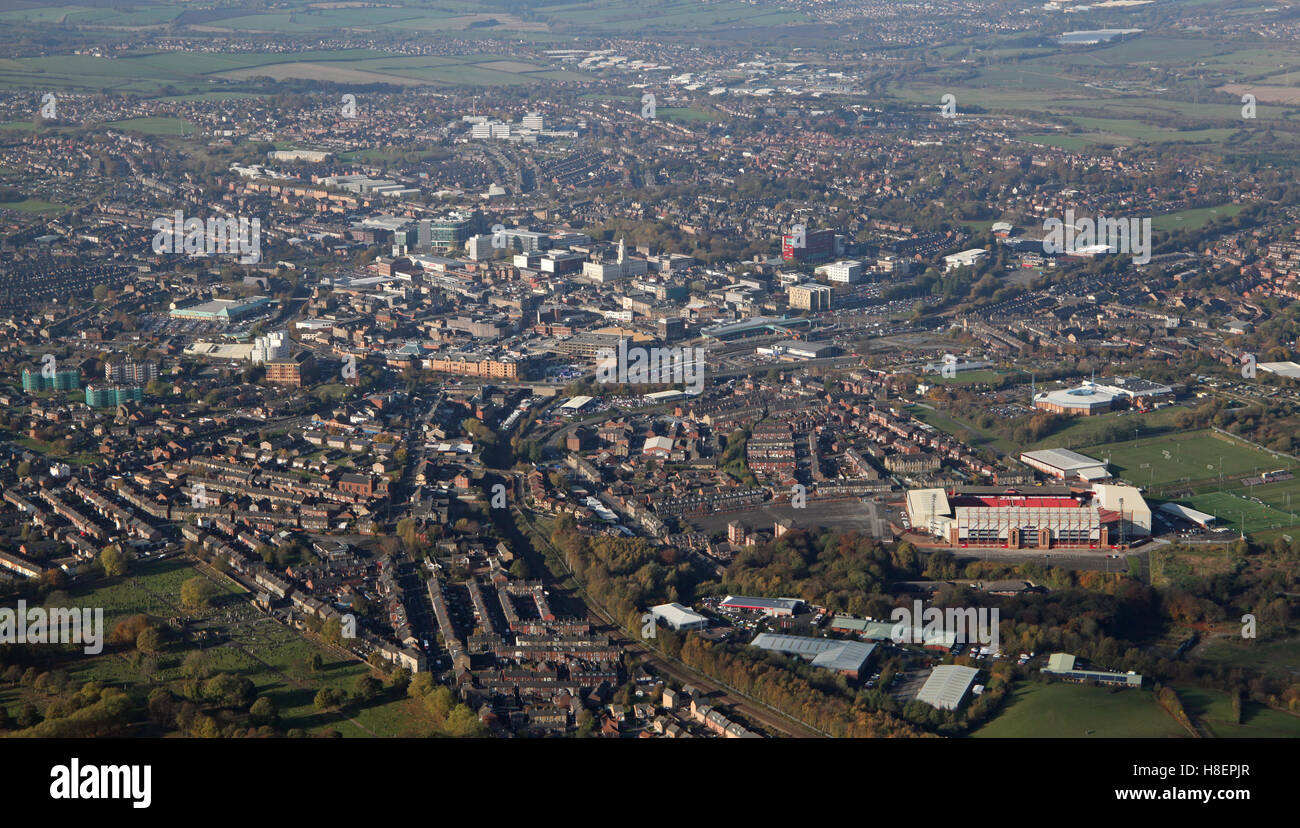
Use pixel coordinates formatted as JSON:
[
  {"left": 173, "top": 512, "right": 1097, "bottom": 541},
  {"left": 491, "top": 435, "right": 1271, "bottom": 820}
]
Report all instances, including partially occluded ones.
[
  {"left": 720, "top": 595, "right": 802, "bottom": 611},
  {"left": 916, "top": 665, "right": 979, "bottom": 710},
  {"left": 750, "top": 633, "right": 876, "bottom": 674},
  {"left": 1021, "top": 448, "right": 1107, "bottom": 472},
  {"left": 650, "top": 602, "right": 708, "bottom": 630}
]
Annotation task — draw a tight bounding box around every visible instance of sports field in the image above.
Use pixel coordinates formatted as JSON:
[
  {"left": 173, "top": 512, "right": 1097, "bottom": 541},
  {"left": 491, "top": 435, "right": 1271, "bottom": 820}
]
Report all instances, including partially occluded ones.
[
  {"left": 1183, "top": 491, "right": 1300, "bottom": 534},
  {"left": 972, "top": 681, "right": 1188, "bottom": 738},
  {"left": 1082, "top": 429, "right": 1287, "bottom": 488}
]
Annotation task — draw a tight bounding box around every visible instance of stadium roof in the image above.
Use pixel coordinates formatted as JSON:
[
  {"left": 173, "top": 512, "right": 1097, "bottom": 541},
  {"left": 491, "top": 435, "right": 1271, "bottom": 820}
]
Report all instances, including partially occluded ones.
[
  {"left": 1035, "top": 385, "right": 1119, "bottom": 409},
  {"left": 916, "top": 665, "right": 979, "bottom": 710}
]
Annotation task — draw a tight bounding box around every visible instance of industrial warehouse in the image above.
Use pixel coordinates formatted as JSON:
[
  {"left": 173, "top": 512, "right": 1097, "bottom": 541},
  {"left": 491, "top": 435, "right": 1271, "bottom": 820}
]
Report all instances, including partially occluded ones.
[{"left": 904, "top": 483, "right": 1152, "bottom": 549}]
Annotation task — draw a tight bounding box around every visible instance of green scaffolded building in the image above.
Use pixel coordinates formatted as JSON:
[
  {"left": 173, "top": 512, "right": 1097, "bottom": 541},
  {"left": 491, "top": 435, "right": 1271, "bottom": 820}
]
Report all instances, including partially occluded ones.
[
  {"left": 85, "top": 384, "right": 143, "bottom": 408},
  {"left": 22, "top": 367, "right": 80, "bottom": 393}
]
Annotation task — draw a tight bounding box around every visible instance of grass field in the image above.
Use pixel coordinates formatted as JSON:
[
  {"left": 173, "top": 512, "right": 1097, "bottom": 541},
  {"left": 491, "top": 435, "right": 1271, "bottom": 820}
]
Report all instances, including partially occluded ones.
[
  {"left": 972, "top": 681, "right": 1188, "bottom": 738},
  {"left": 1175, "top": 686, "right": 1300, "bottom": 737},
  {"left": 105, "top": 117, "right": 195, "bottom": 136},
  {"left": 1184, "top": 490, "right": 1300, "bottom": 534},
  {"left": 0, "top": 198, "right": 65, "bottom": 213},
  {"left": 1082, "top": 429, "right": 1285, "bottom": 487},
  {"left": 1197, "top": 636, "right": 1300, "bottom": 679},
  {"left": 1025, "top": 405, "right": 1190, "bottom": 452},
  {"left": 1151, "top": 203, "right": 1248, "bottom": 232}
]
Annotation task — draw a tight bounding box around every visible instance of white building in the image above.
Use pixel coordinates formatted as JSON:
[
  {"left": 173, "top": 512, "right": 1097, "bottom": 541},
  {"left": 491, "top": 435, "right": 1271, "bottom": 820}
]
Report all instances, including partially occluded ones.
[
  {"left": 650, "top": 602, "right": 709, "bottom": 631},
  {"left": 251, "top": 330, "right": 290, "bottom": 365},
  {"left": 1020, "top": 448, "right": 1110, "bottom": 481},
  {"left": 943, "top": 248, "right": 987, "bottom": 272},
  {"left": 816, "top": 259, "right": 863, "bottom": 284},
  {"left": 582, "top": 238, "right": 647, "bottom": 283},
  {"left": 916, "top": 665, "right": 979, "bottom": 710}
]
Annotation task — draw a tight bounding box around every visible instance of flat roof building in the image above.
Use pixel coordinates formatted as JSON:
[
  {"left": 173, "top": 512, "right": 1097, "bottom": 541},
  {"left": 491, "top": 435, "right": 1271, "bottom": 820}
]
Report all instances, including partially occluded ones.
[
  {"left": 170, "top": 295, "right": 273, "bottom": 323},
  {"left": 750, "top": 633, "right": 876, "bottom": 678},
  {"left": 916, "top": 665, "right": 979, "bottom": 710},
  {"left": 719, "top": 595, "right": 802, "bottom": 616},
  {"left": 650, "top": 602, "right": 709, "bottom": 631},
  {"left": 1042, "top": 652, "right": 1142, "bottom": 687},
  {"left": 1020, "top": 448, "right": 1110, "bottom": 481},
  {"left": 943, "top": 248, "right": 987, "bottom": 272}
]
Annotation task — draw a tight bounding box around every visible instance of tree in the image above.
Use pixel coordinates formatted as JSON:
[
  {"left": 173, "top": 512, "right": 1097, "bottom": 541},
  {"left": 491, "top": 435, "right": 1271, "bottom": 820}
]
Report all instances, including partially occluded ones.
[
  {"left": 135, "top": 627, "right": 162, "bottom": 655},
  {"left": 313, "top": 688, "right": 345, "bottom": 711},
  {"left": 99, "top": 545, "right": 127, "bottom": 578},
  {"left": 249, "top": 696, "right": 279, "bottom": 726},
  {"left": 321, "top": 618, "right": 342, "bottom": 645},
  {"left": 408, "top": 672, "right": 435, "bottom": 699},
  {"left": 182, "top": 650, "right": 214, "bottom": 680},
  {"left": 423, "top": 685, "right": 454, "bottom": 721},
  {"left": 353, "top": 674, "right": 381, "bottom": 703},
  {"left": 180, "top": 576, "right": 218, "bottom": 610},
  {"left": 445, "top": 703, "right": 487, "bottom": 737}
]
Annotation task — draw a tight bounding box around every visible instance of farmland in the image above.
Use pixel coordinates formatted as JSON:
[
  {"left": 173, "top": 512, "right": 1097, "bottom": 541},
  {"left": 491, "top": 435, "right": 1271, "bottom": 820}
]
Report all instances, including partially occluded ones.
[{"left": 0, "top": 48, "right": 588, "bottom": 95}]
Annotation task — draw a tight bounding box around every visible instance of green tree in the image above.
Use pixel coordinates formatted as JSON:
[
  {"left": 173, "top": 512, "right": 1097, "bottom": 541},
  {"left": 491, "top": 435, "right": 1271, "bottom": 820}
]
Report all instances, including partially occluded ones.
[
  {"left": 180, "top": 576, "right": 217, "bottom": 610},
  {"left": 135, "top": 626, "right": 162, "bottom": 655},
  {"left": 99, "top": 545, "right": 127, "bottom": 578},
  {"left": 249, "top": 696, "right": 278, "bottom": 726},
  {"left": 353, "top": 674, "right": 381, "bottom": 703}
]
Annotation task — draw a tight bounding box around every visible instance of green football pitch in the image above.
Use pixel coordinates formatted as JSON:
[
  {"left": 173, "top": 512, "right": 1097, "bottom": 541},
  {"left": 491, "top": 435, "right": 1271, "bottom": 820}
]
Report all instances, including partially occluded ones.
[{"left": 1082, "top": 430, "right": 1289, "bottom": 488}]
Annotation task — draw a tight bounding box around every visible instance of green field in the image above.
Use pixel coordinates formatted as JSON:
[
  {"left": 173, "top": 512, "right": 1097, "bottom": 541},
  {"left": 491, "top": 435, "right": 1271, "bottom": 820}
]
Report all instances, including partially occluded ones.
[
  {"left": 972, "top": 681, "right": 1188, "bottom": 738},
  {"left": 1197, "top": 636, "right": 1300, "bottom": 679},
  {"left": 1176, "top": 686, "right": 1300, "bottom": 737},
  {"left": 0, "top": 47, "right": 587, "bottom": 94},
  {"left": 105, "top": 117, "right": 194, "bottom": 136},
  {"left": 1082, "top": 429, "right": 1285, "bottom": 487},
  {"left": 0, "top": 198, "right": 65, "bottom": 213},
  {"left": 1152, "top": 203, "right": 1248, "bottom": 232},
  {"left": 1024, "top": 405, "right": 1190, "bottom": 452},
  {"left": 1184, "top": 490, "right": 1300, "bottom": 534}
]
